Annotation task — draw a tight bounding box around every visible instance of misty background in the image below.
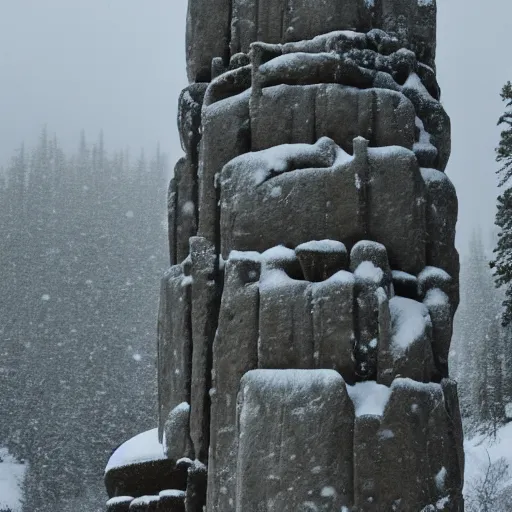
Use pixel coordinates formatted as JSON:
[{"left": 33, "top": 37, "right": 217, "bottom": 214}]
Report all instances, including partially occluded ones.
[
  {"left": 0, "top": 0, "right": 511, "bottom": 511},
  {"left": 0, "top": 0, "right": 509, "bottom": 249}
]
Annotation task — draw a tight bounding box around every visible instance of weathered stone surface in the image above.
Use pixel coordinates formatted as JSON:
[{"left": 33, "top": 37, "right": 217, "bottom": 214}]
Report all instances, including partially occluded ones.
[
  {"left": 250, "top": 39, "right": 448, "bottom": 169},
  {"left": 163, "top": 403, "right": 193, "bottom": 462},
  {"left": 441, "top": 379, "right": 465, "bottom": 505},
  {"left": 185, "top": 460, "right": 208, "bottom": 512},
  {"left": 107, "top": 496, "right": 133, "bottom": 512},
  {"left": 376, "top": 287, "right": 393, "bottom": 386},
  {"left": 105, "top": 460, "right": 187, "bottom": 500},
  {"left": 173, "top": 157, "right": 197, "bottom": 263},
  {"left": 387, "top": 296, "right": 436, "bottom": 383},
  {"left": 311, "top": 271, "right": 357, "bottom": 384},
  {"left": 167, "top": 177, "right": 177, "bottom": 265},
  {"left": 220, "top": 138, "right": 426, "bottom": 275},
  {"left": 350, "top": 240, "right": 391, "bottom": 290},
  {"left": 230, "top": 0, "right": 436, "bottom": 68},
  {"left": 258, "top": 267, "right": 314, "bottom": 369},
  {"left": 380, "top": 0, "right": 437, "bottom": 68},
  {"left": 203, "top": 66, "right": 252, "bottom": 107},
  {"left": 392, "top": 270, "right": 418, "bottom": 300},
  {"left": 185, "top": 0, "right": 230, "bottom": 82},
  {"left": 353, "top": 262, "right": 384, "bottom": 380},
  {"left": 189, "top": 237, "right": 219, "bottom": 463},
  {"left": 157, "top": 266, "right": 192, "bottom": 441},
  {"left": 295, "top": 239, "right": 348, "bottom": 281},
  {"left": 424, "top": 289, "right": 452, "bottom": 380},
  {"left": 236, "top": 370, "right": 354, "bottom": 511},
  {"left": 421, "top": 168, "right": 459, "bottom": 310},
  {"left": 123, "top": 0, "right": 464, "bottom": 509},
  {"left": 231, "top": 0, "right": 361, "bottom": 54},
  {"left": 207, "top": 253, "right": 260, "bottom": 511},
  {"left": 367, "top": 147, "right": 426, "bottom": 274},
  {"left": 158, "top": 490, "right": 186, "bottom": 512},
  {"left": 129, "top": 496, "right": 159, "bottom": 511},
  {"left": 197, "top": 91, "right": 250, "bottom": 245},
  {"left": 351, "top": 379, "right": 463, "bottom": 511},
  {"left": 251, "top": 84, "right": 416, "bottom": 155},
  {"left": 418, "top": 266, "right": 452, "bottom": 300},
  {"left": 178, "top": 84, "right": 208, "bottom": 155}
]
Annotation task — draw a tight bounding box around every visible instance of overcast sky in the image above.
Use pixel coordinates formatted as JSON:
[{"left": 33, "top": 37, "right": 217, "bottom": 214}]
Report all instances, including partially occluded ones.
[{"left": 0, "top": 0, "right": 509, "bottom": 253}]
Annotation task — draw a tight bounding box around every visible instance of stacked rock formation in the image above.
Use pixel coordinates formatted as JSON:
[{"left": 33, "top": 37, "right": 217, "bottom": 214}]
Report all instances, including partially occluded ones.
[{"left": 104, "top": 0, "right": 465, "bottom": 510}]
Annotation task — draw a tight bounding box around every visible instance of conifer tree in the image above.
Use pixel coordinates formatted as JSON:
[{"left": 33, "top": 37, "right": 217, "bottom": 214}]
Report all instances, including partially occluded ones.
[{"left": 492, "top": 82, "right": 512, "bottom": 326}]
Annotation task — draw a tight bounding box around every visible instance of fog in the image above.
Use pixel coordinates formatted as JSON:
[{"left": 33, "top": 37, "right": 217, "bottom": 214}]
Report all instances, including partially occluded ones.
[
  {"left": 0, "top": 0, "right": 509, "bottom": 251},
  {"left": 0, "top": 1, "right": 511, "bottom": 510}
]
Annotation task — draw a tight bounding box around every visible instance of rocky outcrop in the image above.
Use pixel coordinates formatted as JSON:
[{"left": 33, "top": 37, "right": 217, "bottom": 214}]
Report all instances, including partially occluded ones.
[{"left": 106, "top": 0, "right": 464, "bottom": 510}]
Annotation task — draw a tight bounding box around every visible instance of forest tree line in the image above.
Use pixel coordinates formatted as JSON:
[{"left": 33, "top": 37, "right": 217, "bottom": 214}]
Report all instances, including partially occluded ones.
[{"left": 0, "top": 127, "right": 169, "bottom": 512}]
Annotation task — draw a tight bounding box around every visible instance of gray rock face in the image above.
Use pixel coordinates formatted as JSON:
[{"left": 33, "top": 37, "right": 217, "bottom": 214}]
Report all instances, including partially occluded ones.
[
  {"left": 207, "top": 254, "right": 260, "bottom": 512},
  {"left": 163, "top": 403, "right": 193, "bottom": 463},
  {"left": 349, "top": 379, "right": 464, "bottom": 510},
  {"left": 157, "top": 266, "right": 192, "bottom": 441},
  {"left": 158, "top": 490, "right": 186, "bottom": 512},
  {"left": 107, "top": 497, "right": 133, "bottom": 512},
  {"left": 236, "top": 370, "right": 354, "bottom": 511},
  {"left": 189, "top": 237, "right": 219, "bottom": 463},
  {"left": 187, "top": 0, "right": 438, "bottom": 82},
  {"left": 220, "top": 138, "right": 428, "bottom": 276},
  {"left": 107, "top": 1, "right": 465, "bottom": 510}
]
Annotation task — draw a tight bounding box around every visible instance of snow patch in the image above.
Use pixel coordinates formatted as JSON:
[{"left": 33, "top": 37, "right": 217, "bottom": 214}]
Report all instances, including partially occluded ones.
[
  {"left": 354, "top": 261, "right": 384, "bottom": 285},
  {"left": 105, "top": 428, "right": 165, "bottom": 472},
  {"left": 106, "top": 496, "right": 133, "bottom": 506},
  {"left": 159, "top": 489, "right": 186, "bottom": 498},
  {"left": 0, "top": 447, "right": 27, "bottom": 512},
  {"left": 295, "top": 239, "right": 346, "bottom": 254},
  {"left": 347, "top": 381, "right": 391, "bottom": 417},
  {"left": 424, "top": 288, "right": 449, "bottom": 308},
  {"left": 389, "top": 296, "right": 430, "bottom": 354},
  {"left": 435, "top": 466, "right": 447, "bottom": 491}
]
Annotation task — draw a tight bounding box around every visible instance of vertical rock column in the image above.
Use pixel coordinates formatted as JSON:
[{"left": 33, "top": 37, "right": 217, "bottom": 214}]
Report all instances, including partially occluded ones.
[{"left": 103, "top": 0, "right": 464, "bottom": 511}]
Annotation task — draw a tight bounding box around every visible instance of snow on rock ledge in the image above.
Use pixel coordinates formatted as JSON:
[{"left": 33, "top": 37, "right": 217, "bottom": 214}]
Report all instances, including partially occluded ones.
[{"left": 106, "top": 429, "right": 165, "bottom": 473}]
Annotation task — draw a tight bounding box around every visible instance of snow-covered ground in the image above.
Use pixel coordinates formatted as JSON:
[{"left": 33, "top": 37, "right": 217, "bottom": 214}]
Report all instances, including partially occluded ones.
[
  {"left": 0, "top": 447, "right": 27, "bottom": 512},
  {"left": 464, "top": 422, "right": 512, "bottom": 502}
]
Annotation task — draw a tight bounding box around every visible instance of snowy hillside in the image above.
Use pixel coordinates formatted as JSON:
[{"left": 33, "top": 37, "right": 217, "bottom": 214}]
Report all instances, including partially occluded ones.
[
  {"left": 464, "top": 423, "right": 512, "bottom": 509},
  {"left": 0, "top": 447, "right": 27, "bottom": 512}
]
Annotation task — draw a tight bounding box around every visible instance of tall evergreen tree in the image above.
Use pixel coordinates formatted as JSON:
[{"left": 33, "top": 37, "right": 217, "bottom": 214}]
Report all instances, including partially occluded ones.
[
  {"left": 492, "top": 82, "right": 512, "bottom": 326},
  {"left": 454, "top": 230, "right": 506, "bottom": 430}
]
